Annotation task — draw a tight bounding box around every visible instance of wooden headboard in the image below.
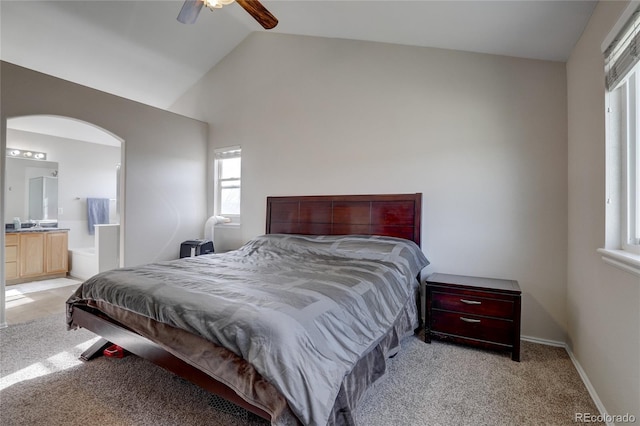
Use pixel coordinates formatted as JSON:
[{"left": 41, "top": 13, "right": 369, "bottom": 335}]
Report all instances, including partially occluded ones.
[{"left": 266, "top": 193, "right": 422, "bottom": 246}]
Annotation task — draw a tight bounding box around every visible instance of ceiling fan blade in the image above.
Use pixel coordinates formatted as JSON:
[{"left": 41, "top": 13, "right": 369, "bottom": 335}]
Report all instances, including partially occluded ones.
[
  {"left": 236, "top": 0, "right": 278, "bottom": 30},
  {"left": 177, "top": 0, "right": 204, "bottom": 24}
]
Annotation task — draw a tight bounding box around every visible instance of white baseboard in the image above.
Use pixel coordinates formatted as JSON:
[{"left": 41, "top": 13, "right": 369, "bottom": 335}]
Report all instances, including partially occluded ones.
[
  {"left": 564, "top": 346, "right": 613, "bottom": 426},
  {"left": 521, "top": 335, "right": 612, "bottom": 426},
  {"left": 521, "top": 334, "right": 565, "bottom": 347}
]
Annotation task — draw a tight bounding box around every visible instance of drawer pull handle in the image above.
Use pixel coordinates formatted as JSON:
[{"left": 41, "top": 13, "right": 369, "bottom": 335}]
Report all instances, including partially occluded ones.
[
  {"left": 460, "top": 317, "right": 481, "bottom": 323},
  {"left": 460, "top": 299, "right": 482, "bottom": 305}
]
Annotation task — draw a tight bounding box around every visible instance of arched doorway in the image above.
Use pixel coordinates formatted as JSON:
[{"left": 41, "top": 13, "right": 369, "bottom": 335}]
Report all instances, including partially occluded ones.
[{"left": 3, "top": 115, "right": 124, "bottom": 323}]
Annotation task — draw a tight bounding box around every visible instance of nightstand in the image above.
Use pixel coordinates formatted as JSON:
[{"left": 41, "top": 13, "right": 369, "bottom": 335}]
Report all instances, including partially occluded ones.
[{"left": 425, "top": 273, "right": 522, "bottom": 361}]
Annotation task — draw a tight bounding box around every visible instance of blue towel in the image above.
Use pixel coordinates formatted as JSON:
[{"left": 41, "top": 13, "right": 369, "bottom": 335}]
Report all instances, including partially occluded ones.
[{"left": 87, "top": 198, "right": 110, "bottom": 235}]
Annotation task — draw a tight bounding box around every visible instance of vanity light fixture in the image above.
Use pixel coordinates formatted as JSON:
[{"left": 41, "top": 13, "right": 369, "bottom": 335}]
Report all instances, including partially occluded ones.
[{"left": 6, "top": 147, "right": 47, "bottom": 160}]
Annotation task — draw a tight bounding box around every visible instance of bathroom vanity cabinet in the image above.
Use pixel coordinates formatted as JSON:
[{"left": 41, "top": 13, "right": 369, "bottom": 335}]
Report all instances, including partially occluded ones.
[
  {"left": 5, "top": 233, "right": 19, "bottom": 281},
  {"left": 19, "top": 232, "right": 46, "bottom": 278},
  {"left": 45, "top": 231, "right": 69, "bottom": 275},
  {"left": 4, "top": 230, "right": 68, "bottom": 284}
]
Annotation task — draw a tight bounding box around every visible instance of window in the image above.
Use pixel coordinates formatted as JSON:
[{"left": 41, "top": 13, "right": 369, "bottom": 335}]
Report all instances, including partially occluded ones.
[
  {"left": 608, "top": 66, "right": 640, "bottom": 254},
  {"left": 601, "top": 6, "right": 640, "bottom": 275},
  {"left": 214, "top": 147, "right": 241, "bottom": 222}
]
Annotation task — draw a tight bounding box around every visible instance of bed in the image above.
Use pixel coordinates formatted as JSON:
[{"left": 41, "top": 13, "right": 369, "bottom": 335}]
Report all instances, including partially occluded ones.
[{"left": 66, "top": 193, "right": 428, "bottom": 425}]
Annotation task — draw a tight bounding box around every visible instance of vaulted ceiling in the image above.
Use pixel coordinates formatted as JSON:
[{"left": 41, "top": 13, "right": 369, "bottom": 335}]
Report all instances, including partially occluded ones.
[{"left": 1, "top": 1, "right": 597, "bottom": 110}]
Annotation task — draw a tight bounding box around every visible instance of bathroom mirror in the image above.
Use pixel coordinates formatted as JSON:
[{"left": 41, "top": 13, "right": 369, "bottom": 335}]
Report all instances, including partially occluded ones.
[{"left": 5, "top": 157, "right": 59, "bottom": 224}]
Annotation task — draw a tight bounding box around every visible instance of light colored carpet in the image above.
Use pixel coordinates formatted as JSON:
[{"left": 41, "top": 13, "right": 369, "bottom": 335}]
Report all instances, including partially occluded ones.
[{"left": 0, "top": 314, "right": 603, "bottom": 425}]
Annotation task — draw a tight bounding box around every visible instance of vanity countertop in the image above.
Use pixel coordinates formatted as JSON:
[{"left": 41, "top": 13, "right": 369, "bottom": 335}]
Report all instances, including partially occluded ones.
[{"left": 6, "top": 228, "right": 70, "bottom": 234}]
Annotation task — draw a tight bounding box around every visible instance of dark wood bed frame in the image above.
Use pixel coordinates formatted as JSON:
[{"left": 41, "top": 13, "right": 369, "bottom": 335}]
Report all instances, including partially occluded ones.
[{"left": 71, "top": 193, "right": 423, "bottom": 422}]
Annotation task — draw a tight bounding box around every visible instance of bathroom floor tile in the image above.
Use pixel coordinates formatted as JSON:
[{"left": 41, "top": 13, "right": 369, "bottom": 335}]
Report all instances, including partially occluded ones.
[{"left": 5, "top": 280, "right": 81, "bottom": 325}]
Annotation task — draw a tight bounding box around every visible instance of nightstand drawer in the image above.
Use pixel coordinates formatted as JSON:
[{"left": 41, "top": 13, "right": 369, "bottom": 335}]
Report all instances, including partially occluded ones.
[
  {"left": 430, "top": 310, "right": 513, "bottom": 345},
  {"left": 431, "top": 291, "right": 514, "bottom": 319}
]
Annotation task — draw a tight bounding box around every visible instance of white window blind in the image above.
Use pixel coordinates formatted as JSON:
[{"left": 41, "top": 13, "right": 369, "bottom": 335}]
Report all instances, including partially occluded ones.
[
  {"left": 605, "top": 7, "right": 640, "bottom": 91},
  {"left": 214, "top": 148, "right": 241, "bottom": 161}
]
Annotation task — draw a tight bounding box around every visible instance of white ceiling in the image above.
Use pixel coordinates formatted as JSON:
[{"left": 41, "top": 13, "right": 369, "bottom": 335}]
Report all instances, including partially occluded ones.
[{"left": 1, "top": 0, "right": 597, "bottom": 110}]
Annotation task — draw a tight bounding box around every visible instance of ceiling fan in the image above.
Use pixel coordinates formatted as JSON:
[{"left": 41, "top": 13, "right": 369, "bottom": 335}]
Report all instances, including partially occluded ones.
[{"left": 177, "top": 0, "right": 278, "bottom": 30}]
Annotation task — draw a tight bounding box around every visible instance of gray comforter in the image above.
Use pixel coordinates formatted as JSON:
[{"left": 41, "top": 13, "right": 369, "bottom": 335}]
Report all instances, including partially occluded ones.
[{"left": 67, "top": 234, "right": 429, "bottom": 425}]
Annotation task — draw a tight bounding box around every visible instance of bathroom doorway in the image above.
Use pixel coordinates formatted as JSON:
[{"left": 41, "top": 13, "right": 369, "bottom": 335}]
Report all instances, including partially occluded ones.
[{"left": 4, "top": 115, "right": 124, "bottom": 324}]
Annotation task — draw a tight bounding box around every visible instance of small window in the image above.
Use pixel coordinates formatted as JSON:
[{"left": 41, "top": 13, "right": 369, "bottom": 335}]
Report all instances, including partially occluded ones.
[{"left": 214, "top": 147, "right": 241, "bottom": 222}]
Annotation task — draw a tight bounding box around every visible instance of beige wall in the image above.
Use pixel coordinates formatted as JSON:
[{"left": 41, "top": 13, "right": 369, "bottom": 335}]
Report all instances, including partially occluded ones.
[
  {"left": 171, "top": 33, "right": 569, "bottom": 343},
  {"left": 1, "top": 62, "right": 209, "bottom": 326},
  {"left": 566, "top": 1, "right": 640, "bottom": 418}
]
